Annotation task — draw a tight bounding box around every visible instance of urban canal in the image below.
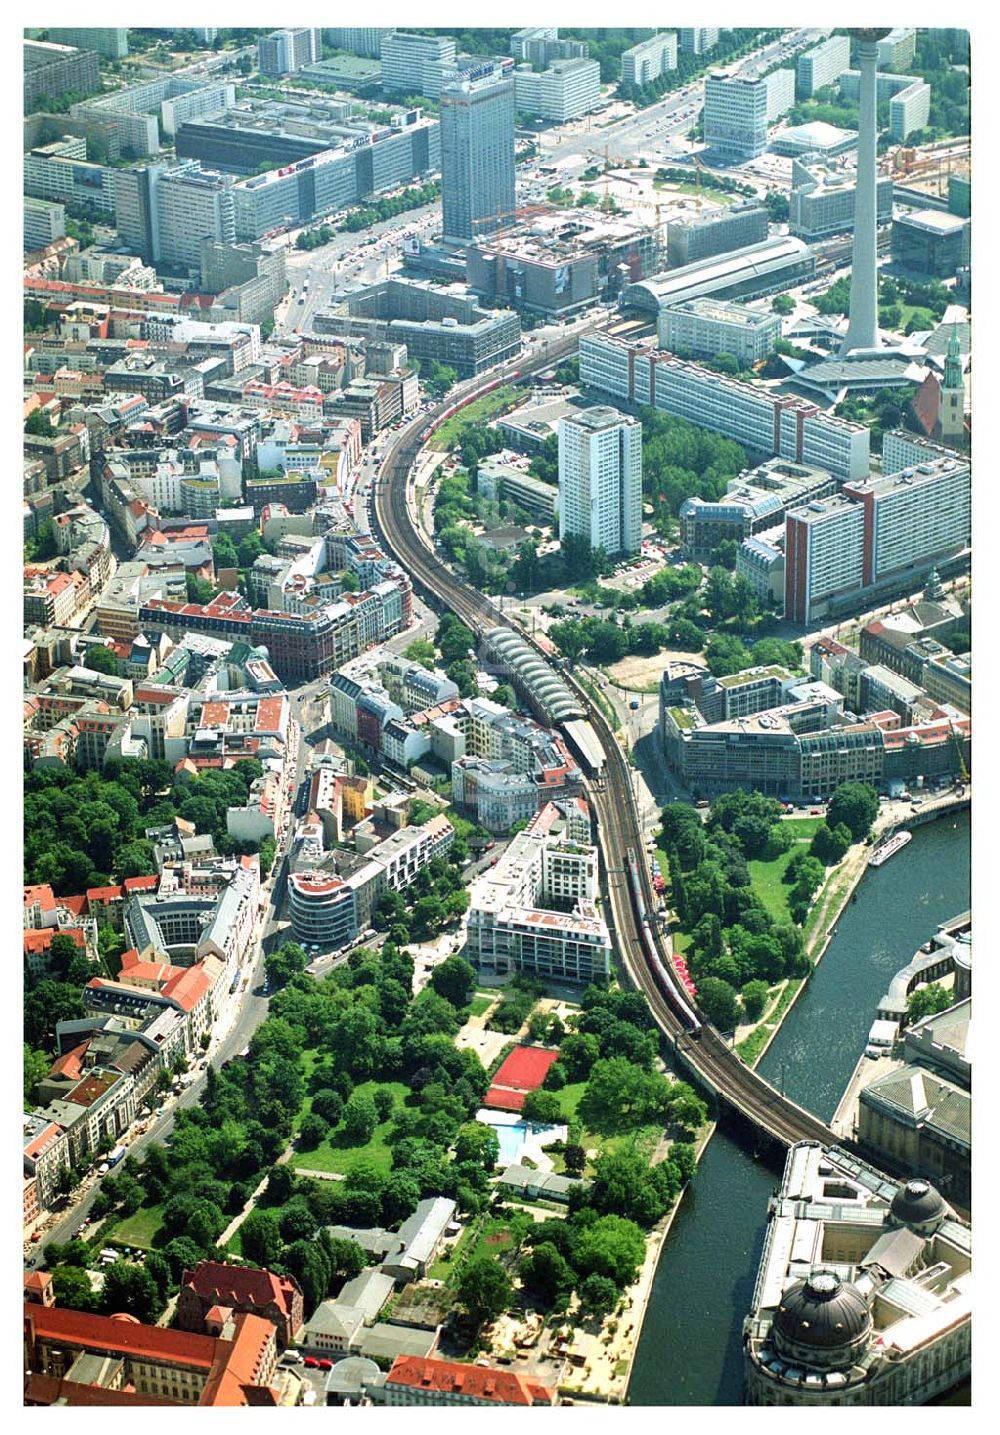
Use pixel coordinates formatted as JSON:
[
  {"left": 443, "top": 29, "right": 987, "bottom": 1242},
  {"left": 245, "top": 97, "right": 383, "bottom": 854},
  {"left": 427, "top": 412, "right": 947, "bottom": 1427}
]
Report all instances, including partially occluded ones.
[{"left": 629, "top": 807, "right": 971, "bottom": 1406}]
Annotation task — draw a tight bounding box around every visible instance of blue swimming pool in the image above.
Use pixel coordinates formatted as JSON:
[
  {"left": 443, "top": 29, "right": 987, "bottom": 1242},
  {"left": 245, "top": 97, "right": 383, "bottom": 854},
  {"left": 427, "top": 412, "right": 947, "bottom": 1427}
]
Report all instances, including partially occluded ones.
[{"left": 489, "top": 1121, "right": 564, "bottom": 1166}]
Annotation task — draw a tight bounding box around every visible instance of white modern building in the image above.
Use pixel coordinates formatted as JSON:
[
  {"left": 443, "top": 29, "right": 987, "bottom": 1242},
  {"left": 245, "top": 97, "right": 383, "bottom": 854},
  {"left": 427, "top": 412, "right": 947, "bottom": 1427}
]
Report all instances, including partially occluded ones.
[
  {"left": 843, "top": 458, "right": 971, "bottom": 587},
  {"left": 440, "top": 67, "right": 516, "bottom": 245},
  {"left": 464, "top": 800, "right": 610, "bottom": 984},
  {"left": 621, "top": 33, "right": 678, "bottom": 87},
  {"left": 660, "top": 298, "right": 781, "bottom": 366},
  {"left": 704, "top": 70, "right": 793, "bottom": 158},
  {"left": 515, "top": 57, "right": 602, "bottom": 123},
  {"left": 790, "top": 155, "right": 894, "bottom": 241},
  {"left": 558, "top": 405, "right": 642, "bottom": 558},
  {"left": 24, "top": 197, "right": 66, "bottom": 251},
  {"left": 796, "top": 35, "right": 851, "bottom": 97},
  {"left": 580, "top": 333, "right": 870, "bottom": 482},
  {"left": 889, "top": 81, "right": 932, "bottom": 142},
  {"left": 743, "top": 1142, "right": 971, "bottom": 1406},
  {"left": 680, "top": 29, "right": 719, "bottom": 56},
  {"left": 257, "top": 28, "right": 322, "bottom": 78}
]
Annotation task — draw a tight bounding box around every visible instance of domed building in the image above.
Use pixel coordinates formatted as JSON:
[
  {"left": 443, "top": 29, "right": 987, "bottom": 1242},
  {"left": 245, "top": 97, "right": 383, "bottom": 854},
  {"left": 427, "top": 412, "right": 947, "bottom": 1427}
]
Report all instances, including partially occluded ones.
[{"left": 743, "top": 1143, "right": 972, "bottom": 1405}]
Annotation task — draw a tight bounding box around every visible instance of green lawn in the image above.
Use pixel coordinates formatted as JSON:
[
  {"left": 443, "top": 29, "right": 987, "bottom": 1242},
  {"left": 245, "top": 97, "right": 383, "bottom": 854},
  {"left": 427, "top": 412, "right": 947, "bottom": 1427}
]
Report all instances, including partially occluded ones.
[
  {"left": 747, "top": 819, "right": 821, "bottom": 924},
  {"left": 108, "top": 1203, "right": 165, "bottom": 1251},
  {"left": 467, "top": 993, "right": 496, "bottom": 1019},
  {"left": 430, "top": 385, "right": 521, "bottom": 449},
  {"left": 292, "top": 1079, "right": 411, "bottom": 1178},
  {"left": 552, "top": 1081, "right": 658, "bottom": 1164},
  {"left": 427, "top": 1220, "right": 476, "bottom": 1283}
]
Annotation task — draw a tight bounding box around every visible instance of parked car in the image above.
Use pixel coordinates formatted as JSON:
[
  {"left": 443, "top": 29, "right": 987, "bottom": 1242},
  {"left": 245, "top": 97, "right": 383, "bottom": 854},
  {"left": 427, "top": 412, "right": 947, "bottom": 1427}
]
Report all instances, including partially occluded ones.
[
  {"left": 317, "top": 1359, "right": 333, "bottom": 1371},
  {"left": 303, "top": 1357, "right": 319, "bottom": 1369}
]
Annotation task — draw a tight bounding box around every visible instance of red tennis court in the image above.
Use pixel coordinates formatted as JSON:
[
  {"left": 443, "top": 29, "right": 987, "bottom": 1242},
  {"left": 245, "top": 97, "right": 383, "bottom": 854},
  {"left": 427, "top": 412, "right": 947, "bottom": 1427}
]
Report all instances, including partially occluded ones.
[{"left": 491, "top": 1044, "right": 560, "bottom": 1092}]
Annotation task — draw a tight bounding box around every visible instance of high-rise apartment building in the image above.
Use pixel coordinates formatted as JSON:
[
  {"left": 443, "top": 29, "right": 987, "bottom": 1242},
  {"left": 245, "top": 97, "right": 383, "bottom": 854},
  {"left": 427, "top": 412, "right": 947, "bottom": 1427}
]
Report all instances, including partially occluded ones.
[
  {"left": 23, "top": 40, "right": 100, "bottom": 113},
  {"left": 381, "top": 32, "right": 457, "bottom": 98},
  {"left": 621, "top": 33, "right": 678, "bottom": 87},
  {"left": 440, "top": 68, "right": 516, "bottom": 245},
  {"left": 877, "top": 27, "right": 918, "bottom": 73},
  {"left": 843, "top": 458, "right": 970, "bottom": 587},
  {"left": 789, "top": 155, "right": 894, "bottom": 241},
  {"left": 257, "top": 28, "right": 322, "bottom": 78},
  {"left": 680, "top": 29, "right": 719, "bottom": 56},
  {"left": 785, "top": 496, "right": 866, "bottom": 625},
  {"left": 558, "top": 406, "right": 642, "bottom": 558},
  {"left": 114, "top": 161, "right": 235, "bottom": 272},
  {"left": 796, "top": 35, "right": 850, "bottom": 96},
  {"left": 23, "top": 197, "right": 66, "bottom": 251},
  {"left": 515, "top": 58, "right": 602, "bottom": 123},
  {"left": 49, "top": 27, "right": 129, "bottom": 59}
]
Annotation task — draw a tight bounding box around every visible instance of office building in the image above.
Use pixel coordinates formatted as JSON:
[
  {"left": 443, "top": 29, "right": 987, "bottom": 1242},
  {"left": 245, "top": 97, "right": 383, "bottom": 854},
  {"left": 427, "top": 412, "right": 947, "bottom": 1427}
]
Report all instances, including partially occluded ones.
[
  {"left": 325, "top": 29, "right": 388, "bottom": 59},
  {"left": 891, "top": 210, "right": 970, "bottom": 278},
  {"left": 796, "top": 35, "right": 850, "bottom": 97},
  {"left": 467, "top": 211, "right": 659, "bottom": 315},
  {"left": 476, "top": 456, "right": 557, "bottom": 522},
  {"left": 680, "top": 29, "right": 719, "bottom": 56},
  {"left": 384, "top": 1355, "right": 555, "bottom": 1407},
  {"left": 785, "top": 496, "right": 866, "bottom": 626},
  {"left": 660, "top": 298, "right": 781, "bottom": 365},
  {"left": 948, "top": 175, "right": 970, "bottom": 218},
  {"left": 465, "top": 801, "right": 611, "bottom": 985},
  {"left": 24, "top": 197, "right": 66, "bottom": 252},
  {"left": 790, "top": 155, "right": 893, "bottom": 241},
  {"left": 257, "top": 28, "right": 322, "bottom": 78},
  {"left": 621, "top": 33, "right": 678, "bottom": 87},
  {"left": 381, "top": 32, "right": 457, "bottom": 98},
  {"left": 558, "top": 406, "right": 642, "bottom": 558},
  {"left": 877, "top": 27, "right": 918, "bottom": 73},
  {"left": 24, "top": 137, "right": 115, "bottom": 219},
  {"left": 440, "top": 68, "right": 516, "bottom": 244},
  {"left": 743, "top": 1143, "right": 971, "bottom": 1406},
  {"left": 679, "top": 457, "right": 837, "bottom": 557},
  {"left": 580, "top": 333, "right": 870, "bottom": 481},
  {"left": 666, "top": 201, "right": 769, "bottom": 268},
  {"left": 624, "top": 236, "right": 814, "bottom": 314},
  {"left": 49, "top": 28, "right": 129, "bottom": 59},
  {"left": 514, "top": 58, "right": 602, "bottom": 123},
  {"left": 765, "top": 69, "right": 796, "bottom": 121},
  {"left": 703, "top": 73, "right": 771, "bottom": 159},
  {"left": 71, "top": 73, "right": 236, "bottom": 158},
  {"left": 23, "top": 40, "right": 100, "bottom": 113}
]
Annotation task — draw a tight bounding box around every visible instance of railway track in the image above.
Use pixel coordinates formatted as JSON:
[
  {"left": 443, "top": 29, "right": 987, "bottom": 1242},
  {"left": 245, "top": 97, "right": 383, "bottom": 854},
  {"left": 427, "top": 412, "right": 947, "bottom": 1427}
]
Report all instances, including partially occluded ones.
[{"left": 373, "top": 340, "right": 836, "bottom": 1148}]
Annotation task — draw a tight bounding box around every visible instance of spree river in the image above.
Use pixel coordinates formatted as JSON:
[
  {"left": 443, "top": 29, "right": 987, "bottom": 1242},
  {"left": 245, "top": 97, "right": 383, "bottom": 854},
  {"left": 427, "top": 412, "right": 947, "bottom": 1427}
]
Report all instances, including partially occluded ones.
[{"left": 629, "top": 808, "right": 971, "bottom": 1406}]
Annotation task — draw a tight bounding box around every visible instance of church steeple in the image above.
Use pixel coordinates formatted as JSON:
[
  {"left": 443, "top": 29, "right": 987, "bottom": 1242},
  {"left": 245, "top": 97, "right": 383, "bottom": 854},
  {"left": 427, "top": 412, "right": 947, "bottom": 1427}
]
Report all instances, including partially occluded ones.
[{"left": 943, "top": 324, "right": 963, "bottom": 391}]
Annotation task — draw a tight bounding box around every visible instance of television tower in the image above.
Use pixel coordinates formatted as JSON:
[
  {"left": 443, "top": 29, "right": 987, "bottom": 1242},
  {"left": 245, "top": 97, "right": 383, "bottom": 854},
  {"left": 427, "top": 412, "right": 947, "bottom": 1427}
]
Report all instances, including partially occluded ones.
[{"left": 840, "top": 29, "right": 892, "bottom": 355}]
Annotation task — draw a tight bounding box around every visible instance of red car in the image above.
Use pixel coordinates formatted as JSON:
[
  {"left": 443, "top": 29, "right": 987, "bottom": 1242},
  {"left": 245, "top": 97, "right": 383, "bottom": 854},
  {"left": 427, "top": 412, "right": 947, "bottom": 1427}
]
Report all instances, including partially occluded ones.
[
  {"left": 317, "top": 1359, "right": 333, "bottom": 1371},
  {"left": 303, "top": 1357, "right": 319, "bottom": 1369}
]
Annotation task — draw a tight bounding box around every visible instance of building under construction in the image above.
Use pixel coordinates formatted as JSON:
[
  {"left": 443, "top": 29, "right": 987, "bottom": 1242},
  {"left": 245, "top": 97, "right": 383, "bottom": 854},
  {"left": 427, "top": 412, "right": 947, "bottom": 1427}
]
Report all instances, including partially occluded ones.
[{"left": 465, "top": 207, "right": 660, "bottom": 317}]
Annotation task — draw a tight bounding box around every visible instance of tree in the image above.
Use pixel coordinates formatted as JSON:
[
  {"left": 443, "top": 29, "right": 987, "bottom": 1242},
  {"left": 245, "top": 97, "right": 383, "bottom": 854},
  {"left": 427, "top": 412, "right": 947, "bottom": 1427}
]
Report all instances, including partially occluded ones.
[
  {"left": 907, "top": 983, "right": 953, "bottom": 1022},
  {"left": 772, "top": 292, "right": 795, "bottom": 315},
  {"left": 341, "top": 1090, "right": 378, "bottom": 1145},
  {"left": 453, "top": 1122, "right": 500, "bottom": 1171},
  {"left": 372, "top": 1086, "right": 396, "bottom": 1123},
  {"left": 826, "top": 783, "right": 879, "bottom": 841},
  {"left": 810, "top": 821, "right": 853, "bottom": 866},
  {"left": 241, "top": 1208, "right": 282, "bottom": 1266},
  {"left": 563, "top": 1143, "right": 587, "bottom": 1175},
  {"left": 520, "top": 1242, "right": 574, "bottom": 1305},
  {"left": 404, "top": 637, "right": 436, "bottom": 666},
  {"left": 579, "top": 1057, "right": 670, "bottom": 1132},
  {"left": 265, "top": 942, "right": 309, "bottom": 989},
  {"left": 578, "top": 1271, "right": 620, "bottom": 1318},
  {"left": 80, "top": 643, "right": 119, "bottom": 675},
  {"left": 163, "top": 1236, "right": 205, "bottom": 1281},
  {"left": 50, "top": 1265, "right": 96, "bottom": 1312},
  {"left": 310, "top": 1089, "right": 345, "bottom": 1127},
  {"left": 740, "top": 979, "right": 770, "bottom": 1023},
  {"left": 522, "top": 1089, "right": 563, "bottom": 1124},
  {"left": 298, "top": 1113, "right": 328, "bottom": 1150},
  {"left": 457, "top": 1254, "right": 513, "bottom": 1326},
  {"left": 101, "top": 1261, "right": 162, "bottom": 1323},
  {"left": 696, "top": 977, "right": 742, "bottom": 1033},
  {"left": 24, "top": 1045, "right": 50, "bottom": 1104},
  {"left": 429, "top": 955, "right": 476, "bottom": 1008},
  {"left": 574, "top": 1213, "right": 646, "bottom": 1287}
]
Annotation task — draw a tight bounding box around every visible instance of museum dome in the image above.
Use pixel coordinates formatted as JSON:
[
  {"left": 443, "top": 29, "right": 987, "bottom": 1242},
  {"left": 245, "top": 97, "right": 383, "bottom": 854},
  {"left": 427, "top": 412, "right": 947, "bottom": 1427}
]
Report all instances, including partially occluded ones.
[
  {"left": 889, "top": 1178, "right": 947, "bottom": 1229},
  {"left": 773, "top": 1271, "right": 872, "bottom": 1353}
]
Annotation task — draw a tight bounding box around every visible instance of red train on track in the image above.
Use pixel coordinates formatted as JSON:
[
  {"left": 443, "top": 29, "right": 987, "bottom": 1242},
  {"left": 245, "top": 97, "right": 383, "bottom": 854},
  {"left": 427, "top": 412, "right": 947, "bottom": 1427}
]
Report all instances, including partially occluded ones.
[{"left": 419, "top": 372, "right": 521, "bottom": 442}]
